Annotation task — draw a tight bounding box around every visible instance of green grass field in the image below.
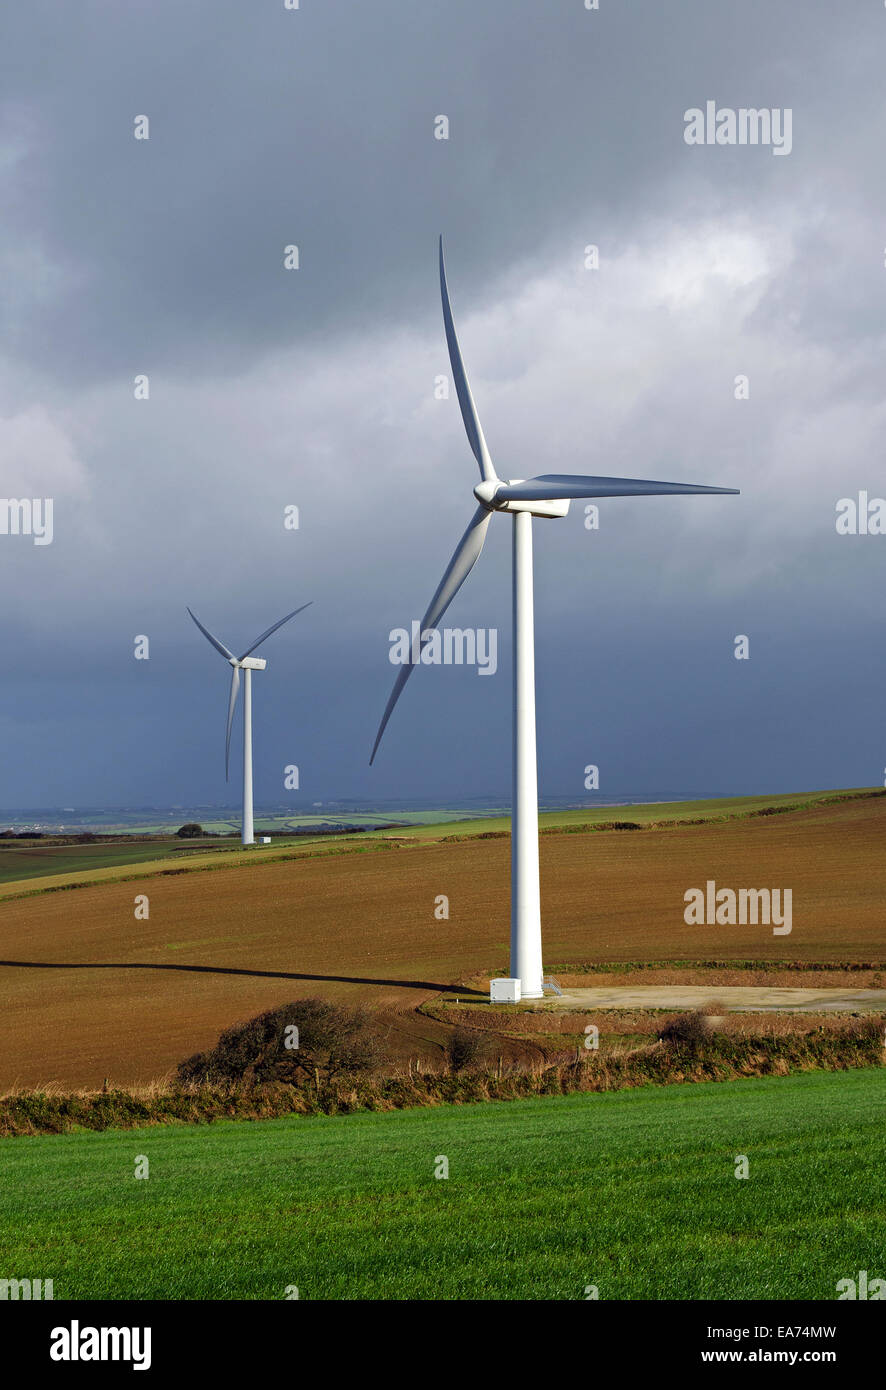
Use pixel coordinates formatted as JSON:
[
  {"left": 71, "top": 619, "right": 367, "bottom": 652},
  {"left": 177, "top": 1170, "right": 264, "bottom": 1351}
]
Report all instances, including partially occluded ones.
[
  {"left": 1, "top": 1069, "right": 882, "bottom": 1300},
  {"left": 0, "top": 832, "right": 356, "bottom": 886},
  {"left": 0, "top": 840, "right": 209, "bottom": 884},
  {"left": 0, "top": 808, "right": 498, "bottom": 885},
  {"left": 384, "top": 789, "right": 881, "bottom": 840}
]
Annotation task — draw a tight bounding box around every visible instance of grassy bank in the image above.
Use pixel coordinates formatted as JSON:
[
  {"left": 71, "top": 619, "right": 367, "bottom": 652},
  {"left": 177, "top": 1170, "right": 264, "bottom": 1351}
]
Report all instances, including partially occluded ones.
[{"left": 2, "top": 1022, "right": 880, "bottom": 1137}]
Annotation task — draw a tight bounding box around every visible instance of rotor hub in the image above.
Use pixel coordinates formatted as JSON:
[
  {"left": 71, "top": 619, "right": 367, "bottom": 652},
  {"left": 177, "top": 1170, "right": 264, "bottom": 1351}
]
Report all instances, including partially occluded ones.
[{"left": 473, "top": 478, "right": 500, "bottom": 508}]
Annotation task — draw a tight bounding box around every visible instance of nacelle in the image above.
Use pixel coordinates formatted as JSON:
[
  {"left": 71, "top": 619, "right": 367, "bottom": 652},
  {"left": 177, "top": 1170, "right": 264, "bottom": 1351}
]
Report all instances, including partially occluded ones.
[
  {"left": 498, "top": 492, "right": 571, "bottom": 519},
  {"left": 473, "top": 478, "right": 571, "bottom": 519}
]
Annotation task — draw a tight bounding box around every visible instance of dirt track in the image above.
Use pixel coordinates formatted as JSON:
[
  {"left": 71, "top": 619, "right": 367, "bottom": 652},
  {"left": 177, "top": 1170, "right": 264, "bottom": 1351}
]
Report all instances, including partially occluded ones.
[{"left": 538, "top": 986, "right": 886, "bottom": 1013}]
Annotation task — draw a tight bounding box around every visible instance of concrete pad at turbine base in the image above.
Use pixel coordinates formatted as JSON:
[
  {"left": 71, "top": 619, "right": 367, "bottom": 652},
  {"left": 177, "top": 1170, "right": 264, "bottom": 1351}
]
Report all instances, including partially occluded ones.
[{"left": 521, "top": 986, "right": 886, "bottom": 1013}]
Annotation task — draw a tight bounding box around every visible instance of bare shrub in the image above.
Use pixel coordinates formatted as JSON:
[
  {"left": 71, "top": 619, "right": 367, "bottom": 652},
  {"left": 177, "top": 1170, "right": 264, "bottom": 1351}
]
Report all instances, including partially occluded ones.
[
  {"left": 658, "top": 1005, "right": 725, "bottom": 1048},
  {"left": 177, "top": 998, "right": 387, "bottom": 1086},
  {"left": 445, "top": 1026, "right": 484, "bottom": 1073}
]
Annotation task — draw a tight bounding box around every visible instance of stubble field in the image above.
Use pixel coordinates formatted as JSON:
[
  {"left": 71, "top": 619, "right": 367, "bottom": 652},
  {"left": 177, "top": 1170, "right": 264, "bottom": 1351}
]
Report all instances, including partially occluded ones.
[{"left": 0, "top": 790, "right": 882, "bottom": 1088}]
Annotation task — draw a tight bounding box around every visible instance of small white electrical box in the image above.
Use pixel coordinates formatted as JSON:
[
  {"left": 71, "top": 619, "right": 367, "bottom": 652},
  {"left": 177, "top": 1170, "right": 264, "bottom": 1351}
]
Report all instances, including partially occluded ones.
[
  {"left": 490, "top": 978, "right": 521, "bottom": 1004},
  {"left": 260, "top": 836, "right": 271, "bottom": 844}
]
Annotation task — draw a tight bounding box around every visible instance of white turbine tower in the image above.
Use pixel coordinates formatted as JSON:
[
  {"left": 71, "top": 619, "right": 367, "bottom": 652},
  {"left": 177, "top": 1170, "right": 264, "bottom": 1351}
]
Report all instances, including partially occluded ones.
[
  {"left": 188, "top": 603, "right": 311, "bottom": 846},
  {"left": 370, "top": 238, "right": 738, "bottom": 999}
]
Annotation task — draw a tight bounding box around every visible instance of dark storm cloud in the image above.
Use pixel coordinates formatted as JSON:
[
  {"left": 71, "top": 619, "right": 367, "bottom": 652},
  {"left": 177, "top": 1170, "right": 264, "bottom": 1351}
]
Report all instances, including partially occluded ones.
[
  {"left": 1, "top": 1, "right": 884, "bottom": 807},
  {"left": 0, "top": 0, "right": 867, "bottom": 380}
]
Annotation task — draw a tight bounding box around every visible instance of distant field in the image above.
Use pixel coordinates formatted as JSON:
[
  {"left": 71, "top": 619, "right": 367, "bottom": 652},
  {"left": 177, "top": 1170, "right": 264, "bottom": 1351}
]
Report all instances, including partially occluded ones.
[
  {"left": 0, "top": 839, "right": 229, "bottom": 885},
  {"left": 110, "top": 811, "right": 482, "bottom": 835},
  {"left": 0, "top": 806, "right": 505, "bottom": 887},
  {"left": 0, "top": 807, "right": 492, "bottom": 839},
  {"left": 379, "top": 789, "right": 873, "bottom": 840},
  {"left": 0, "top": 786, "right": 875, "bottom": 893},
  {"left": 0, "top": 1069, "right": 881, "bottom": 1299},
  {"left": 0, "top": 833, "right": 380, "bottom": 897}
]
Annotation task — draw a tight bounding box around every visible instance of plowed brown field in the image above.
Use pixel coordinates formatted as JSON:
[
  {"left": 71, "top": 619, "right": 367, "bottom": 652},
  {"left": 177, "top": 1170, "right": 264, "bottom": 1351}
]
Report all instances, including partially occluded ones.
[{"left": 0, "top": 795, "right": 883, "bottom": 1087}]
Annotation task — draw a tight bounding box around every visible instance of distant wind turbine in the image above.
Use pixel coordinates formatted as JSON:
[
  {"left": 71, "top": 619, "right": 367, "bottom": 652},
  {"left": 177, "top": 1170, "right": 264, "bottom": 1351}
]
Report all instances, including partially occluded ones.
[
  {"left": 188, "top": 603, "right": 311, "bottom": 846},
  {"left": 370, "top": 237, "right": 738, "bottom": 998}
]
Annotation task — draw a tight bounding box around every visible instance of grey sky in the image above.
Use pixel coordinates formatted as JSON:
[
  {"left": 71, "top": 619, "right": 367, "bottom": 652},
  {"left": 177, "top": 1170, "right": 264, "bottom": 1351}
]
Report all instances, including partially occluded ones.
[{"left": 1, "top": 1, "right": 883, "bottom": 808}]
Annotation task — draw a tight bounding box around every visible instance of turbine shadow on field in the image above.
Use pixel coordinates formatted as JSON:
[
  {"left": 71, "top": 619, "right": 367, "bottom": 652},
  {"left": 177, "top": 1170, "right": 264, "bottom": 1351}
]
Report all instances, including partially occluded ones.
[{"left": 0, "top": 960, "right": 485, "bottom": 994}]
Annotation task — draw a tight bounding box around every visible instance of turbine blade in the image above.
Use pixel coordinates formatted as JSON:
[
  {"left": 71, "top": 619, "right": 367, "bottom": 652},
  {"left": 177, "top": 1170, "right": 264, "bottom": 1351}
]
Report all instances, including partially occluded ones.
[
  {"left": 439, "top": 236, "right": 496, "bottom": 483},
  {"left": 225, "top": 665, "right": 241, "bottom": 782},
  {"left": 370, "top": 503, "right": 491, "bottom": 764},
  {"left": 239, "top": 602, "right": 312, "bottom": 660},
  {"left": 494, "top": 474, "right": 740, "bottom": 502},
  {"left": 187, "top": 608, "right": 235, "bottom": 661}
]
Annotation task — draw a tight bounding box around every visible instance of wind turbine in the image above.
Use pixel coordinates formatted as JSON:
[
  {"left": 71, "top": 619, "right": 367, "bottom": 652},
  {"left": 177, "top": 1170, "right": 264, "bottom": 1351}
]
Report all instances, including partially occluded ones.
[
  {"left": 370, "top": 237, "right": 738, "bottom": 999},
  {"left": 188, "top": 603, "right": 311, "bottom": 846}
]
